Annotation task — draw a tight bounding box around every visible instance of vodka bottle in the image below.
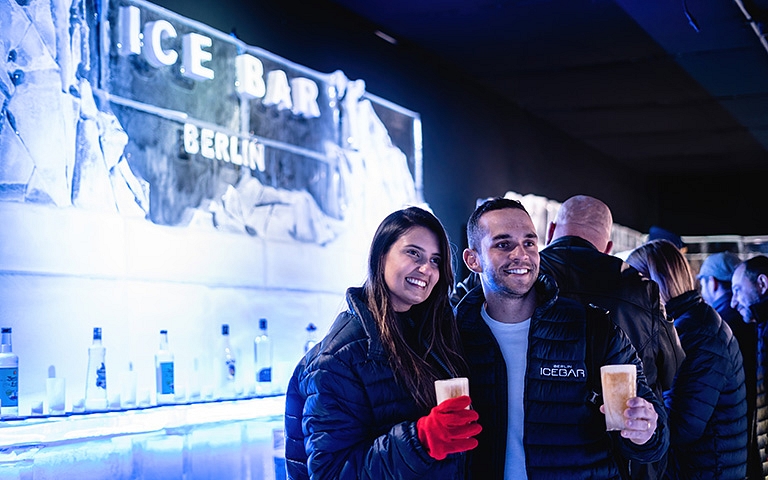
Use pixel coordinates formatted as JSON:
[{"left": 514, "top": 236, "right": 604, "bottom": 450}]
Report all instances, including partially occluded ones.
[
  {"left": 85, "top": 327, "right": 108, "bottom": 411},
  {"left": 304, "top": 323, "right": 318, "bottom": 354},
  {"left": 220, "top": 324, "right": 236, "bottom": 398},
  {"left": 0, "top": 327, "right": 19, "bottom": 417},
  {"left": 254, "top": 318, "right": 272, "bottom": 395},
  {"left": 155, "top": 330, "right": 175, "bottom": 405}
]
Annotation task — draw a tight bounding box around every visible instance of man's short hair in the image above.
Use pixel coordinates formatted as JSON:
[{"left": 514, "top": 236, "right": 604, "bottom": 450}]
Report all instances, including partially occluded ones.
[
  {"left": 742, "top": 255, "right": 768, "bottom": 284},
  {"left": 466, "top": 197, "right": 528, "bottom": 250}
]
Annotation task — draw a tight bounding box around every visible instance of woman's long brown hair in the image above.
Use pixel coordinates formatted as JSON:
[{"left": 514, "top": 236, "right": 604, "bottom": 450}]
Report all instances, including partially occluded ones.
[{"left": 364, "top": 207, "right": 468, "bottom": 410}]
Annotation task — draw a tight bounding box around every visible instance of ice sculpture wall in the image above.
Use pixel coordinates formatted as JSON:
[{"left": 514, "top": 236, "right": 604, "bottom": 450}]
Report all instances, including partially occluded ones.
[{"left": 0, "top": 0, "right": 423, "bottom": 414}]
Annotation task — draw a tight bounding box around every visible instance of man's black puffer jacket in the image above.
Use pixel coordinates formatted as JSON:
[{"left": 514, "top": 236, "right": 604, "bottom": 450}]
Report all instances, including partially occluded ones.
[
  {"left": 540, "top": 236, "right": 685, "bottom": 400},
  {"left": 284, "top": 287, "right": 464, "bottom": 480},
  {"left": 663, "top": 290, "right": 747, "bottom": 479},
  {"left": 455, "top": 274, "right": 669, "bottom": 479}
]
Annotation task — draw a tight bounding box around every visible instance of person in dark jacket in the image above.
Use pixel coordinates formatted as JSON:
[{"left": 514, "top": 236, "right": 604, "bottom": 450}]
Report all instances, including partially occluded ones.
[
  {"left": 698, "top": 251, "right": 760, "bottom": 479},
  {"left": 730, "top": 255, "right": 768, "bottom": 480},
  {"left": 455, "top": 197, "right": 668, "bottom": 479},
  {"left": 284, "top": 206, "right": 482, "bottom": 480},
  {"left": 540, "top": 195, "right": 686, "bottom": 479},
  {"left": 541, "top": 195, "right": 684, "bottom": 402},
  {"left": 627, "top": 240, "right": 747, "bottom": 479}
]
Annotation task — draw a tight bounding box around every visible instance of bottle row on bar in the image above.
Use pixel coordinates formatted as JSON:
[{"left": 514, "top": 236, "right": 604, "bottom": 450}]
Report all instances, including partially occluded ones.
[{"left": 0, "top": 319, "right": 286, "bottom": 418}]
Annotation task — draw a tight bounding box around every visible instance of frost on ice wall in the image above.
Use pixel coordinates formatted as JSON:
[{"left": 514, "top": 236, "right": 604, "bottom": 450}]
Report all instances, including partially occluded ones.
[
  {"left": 0, "top": 0, "right": 424, "bottom": 411},
  {"left": 0, "top": 0, "right": 422, "bottom": 245}
]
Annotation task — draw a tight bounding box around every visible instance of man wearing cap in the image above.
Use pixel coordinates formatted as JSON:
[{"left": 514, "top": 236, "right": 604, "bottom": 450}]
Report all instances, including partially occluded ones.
[
  {"left": 698, "top": 252, "right": 758, "bottom": 477},
  {"left": 699, "top": 253, "right": 755, "bottom": 364},
  {"left": 730, "top": 255, "right": 768, "bottom": 479},
  {"left": 698, "top": 252, "right": 755, "bottom": 396}
]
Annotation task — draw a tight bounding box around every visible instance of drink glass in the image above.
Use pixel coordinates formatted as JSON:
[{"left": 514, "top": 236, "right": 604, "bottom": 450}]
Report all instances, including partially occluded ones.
[
  {"left": 46, "top": 377, "right": 66, "bottom": 415},
  {"left": 600, "top": 365, "right": 636, "bottom": 431},
  {"left": 435, "top": 377, "right": 469, "bottom": 405}
]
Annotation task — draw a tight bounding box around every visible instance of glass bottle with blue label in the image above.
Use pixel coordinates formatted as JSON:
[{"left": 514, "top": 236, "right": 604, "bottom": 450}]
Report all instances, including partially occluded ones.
[
  {"left": 0, "top": 327, "right": 19, "bottom": 417},
  {"left": 220, "top": 324, "right": 236, "bottom": 399},
  {"left": 304, "top": 323, "right": 318, "bottom": 354},
  {"left": 155, "top": 329, "right": 175, "bottom": 405},
  {"left": 254, "top": 318, "right": 272, "bottom": 395},
  {"left": 85, "top": 327, "right": 108, "bottom": 411}
]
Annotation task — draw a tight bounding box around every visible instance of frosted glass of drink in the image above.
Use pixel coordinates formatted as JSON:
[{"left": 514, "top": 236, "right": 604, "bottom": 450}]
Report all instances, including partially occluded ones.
[
  {"left": 600, "top": 365, "right": 636, "bottom": 431},
  {"left": 435, "top": 377, "right": 469, "bottom": 405}
]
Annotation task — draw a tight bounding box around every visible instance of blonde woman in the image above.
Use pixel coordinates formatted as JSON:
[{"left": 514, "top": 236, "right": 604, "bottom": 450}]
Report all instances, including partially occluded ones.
[{"left": 627, "top": 239, "right": 747, "bottom": 479}]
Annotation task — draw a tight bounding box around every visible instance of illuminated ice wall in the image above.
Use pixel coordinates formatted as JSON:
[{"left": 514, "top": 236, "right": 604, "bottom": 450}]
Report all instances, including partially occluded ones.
[{"left": 0, "top": 0, "right": 423, "bottom": 413}]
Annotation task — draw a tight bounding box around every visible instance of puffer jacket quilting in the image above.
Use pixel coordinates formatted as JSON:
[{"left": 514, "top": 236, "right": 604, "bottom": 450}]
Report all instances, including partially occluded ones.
[
  {"left": 455, "top": 274, "right": 669, "bottom": 479},
  {"left": 540, "top": 236, "right": 685, "bottom": 400},
  {"left": 284, "top": 287, "right": 464, "bottom": 480},
  {"left": 663, "top": 290, "right": 747, "bottom": 479}
]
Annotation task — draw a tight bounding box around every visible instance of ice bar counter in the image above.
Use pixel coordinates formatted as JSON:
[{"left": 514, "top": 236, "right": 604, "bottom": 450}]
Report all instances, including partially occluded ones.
[
  {"left": 0, "top": 316, "right": 322, "bottom": 479},
  {"left": 0, "top": 396, "right": 287, "bottom": 479}
]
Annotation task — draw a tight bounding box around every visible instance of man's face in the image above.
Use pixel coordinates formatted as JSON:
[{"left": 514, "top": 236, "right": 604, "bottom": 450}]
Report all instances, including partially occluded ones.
[
  {"left": 730, "top": 264, "right": 762, "bottom": 322},
  {"left": 467, "top": 208, "right": 539, "bottom": 298}
]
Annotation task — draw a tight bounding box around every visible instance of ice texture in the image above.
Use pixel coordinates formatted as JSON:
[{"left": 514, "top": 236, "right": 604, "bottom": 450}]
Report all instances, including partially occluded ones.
[{"left": 0, "top": 0, "right": 421, "bottom": 246}]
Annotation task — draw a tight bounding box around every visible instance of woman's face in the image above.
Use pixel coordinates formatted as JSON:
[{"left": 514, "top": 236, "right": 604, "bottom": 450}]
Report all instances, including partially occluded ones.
[{"left": 383, "top": 226, "right": 442, "bottom": 312}]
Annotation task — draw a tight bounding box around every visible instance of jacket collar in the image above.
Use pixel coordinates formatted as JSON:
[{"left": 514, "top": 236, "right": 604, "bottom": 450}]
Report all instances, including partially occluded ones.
[
  {"left": 665, "top": 290, "right": 701, "bottom": 321},
  {"left": 347, "top": 286, "right": 455, "bottom": 377},
  {"left": 545, "top": 235, "right": 599, "bottom": 252},
  {"left": 455, "top": 273, "right": 560, "bottom": 322},
  {"left": 749, "top": 296, "right": 768, "bottom": 324},
  {"left": 346, "top": 286, "right": 387, "bottom": 357},
  {"left": 711, "top": 292, "right": 733, "bottom": 315}
]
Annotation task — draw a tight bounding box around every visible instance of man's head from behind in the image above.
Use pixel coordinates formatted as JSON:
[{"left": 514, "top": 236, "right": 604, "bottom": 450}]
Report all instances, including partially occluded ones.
[
  {"left": 547, "top": 195, "right": 613, "bottom": 254},
  {"left": 730, "top": 255, "right": 768, "bottom": 323},
  {"left": 697, "top": 251, "right": 741, "bottom": 305}
]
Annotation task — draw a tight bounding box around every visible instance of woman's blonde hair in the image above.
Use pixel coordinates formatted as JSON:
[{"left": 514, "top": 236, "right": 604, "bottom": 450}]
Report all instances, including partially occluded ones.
[{"left": 626, "top": 239, "right": 694, "bottom": 304}]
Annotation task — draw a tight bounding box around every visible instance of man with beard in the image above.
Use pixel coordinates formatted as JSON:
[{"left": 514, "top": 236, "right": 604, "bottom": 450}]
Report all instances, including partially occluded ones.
[
  {"left": 730, "top": 255, "right": 768, "bottom": 480},
  {"left": 454, "top": 197, "right": 668, "bottom": 479}
]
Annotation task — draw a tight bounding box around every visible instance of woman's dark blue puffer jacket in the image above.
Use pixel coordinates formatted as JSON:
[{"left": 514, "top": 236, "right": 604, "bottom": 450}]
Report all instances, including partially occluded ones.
[
  {"left": 663, "top": 290, "right": 747, "bottom": 479},
  {"left": 284, "top": 287, "right": 465, "bottom": 480}
]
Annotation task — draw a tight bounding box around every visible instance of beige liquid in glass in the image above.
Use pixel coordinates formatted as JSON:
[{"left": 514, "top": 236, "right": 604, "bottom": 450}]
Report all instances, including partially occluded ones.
[{"left": 600, "top": 365, "right": 636, "bottom": 431}]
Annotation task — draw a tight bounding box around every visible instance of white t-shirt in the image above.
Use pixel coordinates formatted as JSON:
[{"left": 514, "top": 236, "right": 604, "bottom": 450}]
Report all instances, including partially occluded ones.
[{"left": 481, "top": 304, "right": 530, "bottom": 480}]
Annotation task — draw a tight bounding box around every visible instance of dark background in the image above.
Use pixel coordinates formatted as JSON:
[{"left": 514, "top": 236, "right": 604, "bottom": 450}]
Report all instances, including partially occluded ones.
[{"left": 149, "top": 0, "right": 768, "bottom": 254}]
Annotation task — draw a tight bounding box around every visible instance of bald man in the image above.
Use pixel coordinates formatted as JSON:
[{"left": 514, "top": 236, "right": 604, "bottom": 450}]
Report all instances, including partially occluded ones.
[{"left": 540, "top": 195, "right": 685, "bottom": 480}]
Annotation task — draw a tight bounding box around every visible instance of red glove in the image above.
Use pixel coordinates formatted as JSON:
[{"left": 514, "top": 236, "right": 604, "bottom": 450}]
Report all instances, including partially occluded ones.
[{"left": 416, "top": 395, "right": 482, "bottom": 460}]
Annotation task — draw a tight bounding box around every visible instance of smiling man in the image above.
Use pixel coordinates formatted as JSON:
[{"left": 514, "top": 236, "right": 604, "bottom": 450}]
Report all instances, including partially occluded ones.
[
  {"left": 730, "top": 254, "right": 768, "bottom": 479},
  {"left": 454, "top": 197, "right": 669, "bottom": 479}
]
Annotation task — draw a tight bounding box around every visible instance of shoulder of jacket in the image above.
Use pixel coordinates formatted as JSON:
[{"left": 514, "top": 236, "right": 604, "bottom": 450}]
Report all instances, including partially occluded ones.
[{"left": 313, "top": 311, "right": 371, "bottom": 359}]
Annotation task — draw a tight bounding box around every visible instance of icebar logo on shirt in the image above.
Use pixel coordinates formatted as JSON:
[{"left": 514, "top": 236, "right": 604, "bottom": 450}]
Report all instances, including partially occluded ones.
[{"left": 540, "top": 363, "right": 586, "bottom": 379}]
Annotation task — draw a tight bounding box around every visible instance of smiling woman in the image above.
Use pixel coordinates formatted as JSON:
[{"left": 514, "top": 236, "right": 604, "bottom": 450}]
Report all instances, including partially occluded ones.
[
  {"left": 284, "top": 206, "right": 482, "bottom": 479},
  {"left": 383, "top": 225, "right": 442, "bottom": 312}
]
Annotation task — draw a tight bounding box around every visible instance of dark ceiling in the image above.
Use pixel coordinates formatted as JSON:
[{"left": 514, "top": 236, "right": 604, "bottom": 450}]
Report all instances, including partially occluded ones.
[{"left": 328, "top": 0, "right": 768, "bottom": 176}]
